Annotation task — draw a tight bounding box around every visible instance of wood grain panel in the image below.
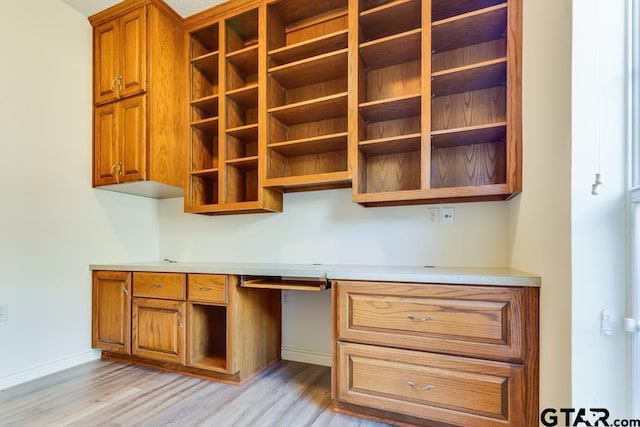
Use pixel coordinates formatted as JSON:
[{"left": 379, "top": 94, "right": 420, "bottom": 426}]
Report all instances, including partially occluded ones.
[
  {"left": 365, "top": 60, "right": 420, "bottom": 102},
  {"left": 275, "top": 150, "right": 348, "bottom": 178},
  {"left": 133, "top": 272, "right": 186, "bottom": 300},
  {"left": 431, "top": 86, "right": 506, "bottom": 131},
  {"left": 431, "top": 141, "right": 506, "bottom": 189},
  {"left": 132, "top": 298, "right": 186, "bottom": 364},
  {"left": 92, "top": 271, "right": 131, "bottom": 355},
  {"left": 93, "top": 19, "right": 119, "bottom": 105},
  {"left": 363, "top": 151, "right": 421, "bottom": 193},
  {"left": 93, "top": 103, "right": 118, "bottom": 186},
  {"left": 284, "top": 78, "right": 348, "bottom": 106},
  {"left": 364, "top": 116, "right": 421, "bottom": 141},
  {"left": 190, "top": 23, "right": 219, "bottom": 58},
  {"left": 188, "top": 274, "right": 228, "bottom": 303},
  {"left": 120, "top": 7, "right": 147, "bottom": 99},
  {"left": 118, "top": 95, "right": 146, "bottom": 183}
]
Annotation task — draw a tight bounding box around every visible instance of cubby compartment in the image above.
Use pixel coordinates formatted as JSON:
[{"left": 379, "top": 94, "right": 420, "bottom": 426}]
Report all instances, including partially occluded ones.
[
  {"left": 191, "top": 127, "right": 219, "bottom": 173},
  {"left": 359, "top": 0, "right": 421, "bottom": 42},
  {"left": 227, "top": 134, "right": 258, "bottom": 161},
  {"left": 267, "top": 0, "right": 348, "bottom": 66},
  {"left": 226, "top": 162, "right": 259, "bottom": 203},
  {"left": 431, "top": 141, "right": 506, "bottom": 188},
  {"left": 188, "top": 303, "right": 228, "bottom": 372},
  {"left": 189, "top": 174, "right": 219, "bottom": 207},
  {"left": 226, "top": 95, "right": 258, "bottom": 129},
  {"left": 358, "top": 149, "right": 422, "bottom": 194}
]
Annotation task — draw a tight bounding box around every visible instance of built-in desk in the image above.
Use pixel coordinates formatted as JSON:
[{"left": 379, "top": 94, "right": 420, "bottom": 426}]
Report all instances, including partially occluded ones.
[{"left": 90, "top": 262, "right": 539, "bottom": 426}]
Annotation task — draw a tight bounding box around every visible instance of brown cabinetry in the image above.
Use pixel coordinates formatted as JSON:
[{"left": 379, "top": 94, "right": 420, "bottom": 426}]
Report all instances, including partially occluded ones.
[
  {"left": 91, "top": 270, "right": 281, "bottom": 384},
  {"left": 333, "top": 280, "right": 538, "bottom": 426},
  {"left": 92, "top": 271, "right": 132, "bottom": 355},
  {"left": 90, "top": 0, "right": 187, "bottom": 198}
]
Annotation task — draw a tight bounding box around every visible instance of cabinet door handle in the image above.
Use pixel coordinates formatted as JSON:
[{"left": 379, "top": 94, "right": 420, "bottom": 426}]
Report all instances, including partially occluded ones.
[
  {"left": 117, "top": 76, "right": 123, "bottom": 91},
  {"left": 199, "top": 286, "right": 214, "bottom": 291},
  {"left": 110, "top": 76, "right": 118, "bottom": 90},
  {"left": 407, "top": 381, "right": 434, "bottom": 391},
  {"left": 118, "top": 161, "right": 124, "bottom": 176},
  {"left": 122, "top": 280, "right": 129, "bottom": 296},
  {"left": 111, "top": 163, "right": 118, "bottom": 177},
  {"left": 407, "top": 314, "right": 432, "bottom": 321}
]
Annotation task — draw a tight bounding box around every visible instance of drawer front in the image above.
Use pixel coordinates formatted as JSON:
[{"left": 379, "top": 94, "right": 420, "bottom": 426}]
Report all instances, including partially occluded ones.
[
  {"left": 336, "top": 281, "right": 527, "bottom": 361},
  {"left": 133, "top": 272, "right": 186, "bottom": 300},
  {"left": 188, "top": 274, "right": 228, "bottom": 303},
  {"left": 337, "top": 342, "right": 523, "bottom": 426}
]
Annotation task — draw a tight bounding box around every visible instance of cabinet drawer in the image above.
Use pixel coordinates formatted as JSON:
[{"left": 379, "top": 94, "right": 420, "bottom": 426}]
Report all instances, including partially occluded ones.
[
  {"left": 337, "top": 342, "right": 523, "bottom": 427},
  {"left": 188, "top": 274, "right": 227, "bottom": 303},
  {"left": 133, "top": 272, "right": 186, "bottom": 300},
  {"left": 336, "top": 281, "right": 528, "bottom": 361}
]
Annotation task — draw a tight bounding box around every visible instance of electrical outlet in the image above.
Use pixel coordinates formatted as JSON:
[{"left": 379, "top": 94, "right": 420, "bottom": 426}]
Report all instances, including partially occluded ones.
[
  {"left": 441, "top": 207, "right": 455, "bottom": 225},
  {"left": 0, "top": 304, "right": 7, "bottom": 322},
  {"left": 428, "top": 208, "right": 439, "bottom": 224}
]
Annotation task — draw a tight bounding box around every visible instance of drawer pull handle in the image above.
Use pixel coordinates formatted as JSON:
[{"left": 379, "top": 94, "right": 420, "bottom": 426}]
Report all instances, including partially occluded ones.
[
  {"left": 150, "top": 284, "right": 163, "bottom": 289},
  {"left": 407, "top": 314, "right": 432, "bottom": 321},
  {"left": 407, "top": 381, "right": 434, "bottom": 391},
  {"left": 199, "top": 286, "right": 214, "bottom": 291},
  {"left": 121, "top": 280, "right": 129, "bottom": 296}
]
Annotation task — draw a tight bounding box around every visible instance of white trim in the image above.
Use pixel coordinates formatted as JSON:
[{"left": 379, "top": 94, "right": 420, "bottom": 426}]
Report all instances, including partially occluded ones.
[
  {"left": 281, "top": 347, "right": 332, "bottom": 367},
  {"left": 0, "top": 350, "right": 101, "bottom": 391}
]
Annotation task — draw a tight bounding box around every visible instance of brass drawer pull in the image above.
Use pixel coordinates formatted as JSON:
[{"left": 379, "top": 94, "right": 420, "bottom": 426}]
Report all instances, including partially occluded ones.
[
  {"left": 150, "top": 284, "right": 163, "bottom": 289},
  {"left": 407, "top": 381, "right": 434, "bottom": 391},
  {"left": 199, "top": 286, "right": 214, "bottom": 291},
  {"left": 407, "top": 314, "right": 432, "bottom": 321}
]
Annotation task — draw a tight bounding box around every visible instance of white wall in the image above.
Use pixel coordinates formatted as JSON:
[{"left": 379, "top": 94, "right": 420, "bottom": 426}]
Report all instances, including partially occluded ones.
[
  {"left": 508, "top": 0, "right": 573, "bottom": 414},
  {"left": 0, "top": 0, "right": 159, "bottom": 389},
  {"left": 159, "top": 191, "right": 511, "bottom": 361},
  {"left": 571, "top": 0, "right": 628, "bottom": 417}
]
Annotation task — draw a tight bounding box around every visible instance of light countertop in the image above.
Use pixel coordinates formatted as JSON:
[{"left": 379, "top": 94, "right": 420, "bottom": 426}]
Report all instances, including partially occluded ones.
[{"left": 89, "top": 261, "right": 540, "bottom": 287}]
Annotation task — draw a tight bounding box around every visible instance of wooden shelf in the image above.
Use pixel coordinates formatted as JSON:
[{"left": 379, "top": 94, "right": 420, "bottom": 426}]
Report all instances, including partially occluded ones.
[
  {"left": 191, "top": 116, "right": 219, "bottom": 133},
  {"left": 269, "top": 49, "right": 348, "bottom": 89},
  {"left": 226, "top": 84, "right": 258, "bottom": 107},
  {"left": 269, "top": 92, "right": 347, "bottom": 125},
  {"left": 191, "top": 24, "right": 219, "bottom": 58},
  {"left": 226, "top": 45, "right": 258, "bottom": 75},
  {"left": 191, "top": 51, "right": 219, "bottom": 79},
  {"left": 359, "top": 133, "right": 422, "bottom": 155},
  {"left": 359, "top": 0, "right": 421, "bottom": 41},
  {"left": 353, "top": 184, "right": 511, "bottom": 206},
  {"left": 269, "top": 30, "right": 348, "bottom": 66},
  {"left": 242, "top": 277, "right": 329, "bottom": 291},
  {"left": 431, "top": 122, "right": 506, "bottom": 148},
  {"left": 190, "top": 168, "right": 219, "bottom": 178},
  {"left": 432, "top": 4, "right": 507, "bottom": 53},
  {"left": 359, "top": 93, "right": 421, "bottom": 123},
  {"left": 359, "top": 28, "right": 421, "bottom": 70},
  {"left": 432, "top": 0, "right": 506, "bottom": 22},
  {"left": 431, "top": 58, "right": 506, "bottom": 97},
  {"left": 268, "top": 132, "right": 348, "bottom": 156},
  {"left": 226, "top": 123, "right": 258, "bottom": 142},
  {"left": 187, "top": 201, "right": 281, "bottom": 215},
  {"left": 191, "top": 94, "right": 219, "bottom": 116},
  {"left": 226, "top": 156, "right": 258, "bottom": 170},
  {"left": 265, "top": 172, "right": 351, "bottom": 191}
]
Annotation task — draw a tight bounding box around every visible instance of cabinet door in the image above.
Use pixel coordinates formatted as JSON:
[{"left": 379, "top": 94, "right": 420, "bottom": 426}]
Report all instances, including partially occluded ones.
[
  {"left": 93, "top": 19, "right": 119, "bottom": 105},
  {"left": 92, "top": 271, "right": 131, "bottom": 354},
  {"left": 118, "top": 95, "right": 146, "bottom": 183},
  {"left": 132, "top": 298, "right": 185, "bottom": 364},
  {"left": 119, "top": 7, "right": 147, "bottom": 99},
  {"left": 94, "top": 102, "right": 118, "bottom": 186}
]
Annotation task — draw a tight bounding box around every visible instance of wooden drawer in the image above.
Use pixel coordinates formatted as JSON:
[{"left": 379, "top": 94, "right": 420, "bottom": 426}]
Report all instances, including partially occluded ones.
[
  {"left": 133, "top": 272, "right": 186, "bottom": 300},
  {"left": 188, "top": 274, "right": 227, "bottom": 303},
  {"left": 337, "top": 342, "right": 524, "bottom": 427},
  {"left": 336, "top": 281, "right": 527, "bottom": 361}
]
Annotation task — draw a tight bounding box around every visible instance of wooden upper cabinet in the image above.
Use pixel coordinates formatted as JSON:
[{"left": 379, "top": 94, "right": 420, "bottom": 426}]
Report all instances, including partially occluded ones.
[
  {"left": 90, "top": 0, "right": 187, "bottom": 197},
  {"left": 94, "top": 7, "right": 146, "bottom": 105}
]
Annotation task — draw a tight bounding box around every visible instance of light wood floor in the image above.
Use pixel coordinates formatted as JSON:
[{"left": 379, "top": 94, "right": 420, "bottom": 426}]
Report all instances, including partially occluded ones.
[{"left": 0, "top": 359, "right": 391, "bottom": 427}]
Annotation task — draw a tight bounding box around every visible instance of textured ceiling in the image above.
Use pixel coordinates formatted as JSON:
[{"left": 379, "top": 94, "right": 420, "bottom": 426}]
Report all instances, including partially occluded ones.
[{"left": 61, "top": 0, "right": 229, "bottom": 18}]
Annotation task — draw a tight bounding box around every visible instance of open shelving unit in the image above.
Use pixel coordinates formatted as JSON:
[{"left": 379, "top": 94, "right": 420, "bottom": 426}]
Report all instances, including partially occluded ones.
[
  {"left": 353, "top": 0, "right": 520, "bottom": 205},
  {"left": 265, "top": 0, "right": 351, "bottom": 191}
]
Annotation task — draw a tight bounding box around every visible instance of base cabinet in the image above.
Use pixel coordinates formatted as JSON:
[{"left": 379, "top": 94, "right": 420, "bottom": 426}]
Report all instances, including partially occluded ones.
[
  {"left": 91, "top": 271, "right": 281, "bottom": 384},
  {"left": 333, "top": 280, "right": 539, "bottom": 427}
]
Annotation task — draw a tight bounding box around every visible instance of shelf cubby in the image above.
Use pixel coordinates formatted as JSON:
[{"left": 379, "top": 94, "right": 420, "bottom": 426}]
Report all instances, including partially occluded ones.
[
  {"left": 269, "top": 49, "right": 348, "bottom": 89},
  {"left": 359, "top": 0, "right": 421, "bottom": 41},
  {"left": 269, "top": 30, "right": 348, "bottom": 66},
  {"left": 269, "top": 92, "right": 348, "bottom": 125},
  {"left": 191, "top": 24, "right": 219, "bottom": 59},
  {"left": 191, "top": 116, "right": 219, "bottom": 134},
  {"left": 226, "top": 162, "right": 259, "bottom": 203},
  {"left": 189, "top": 174, "right": 220, "bottom": 206},
  {"left": 358, "top": 150, "right": 422, "bottom": 193},
  {"left": 358, "top": 133, "right": 422, "bottom": 156},
  {"left": 432, "top": 0, "right": 506, "bottom": 22},
  {"left": 188, "top": 303, "right": 227, "bottom": 372},
  {"left": 431, "top": 58, "right": 506, "bottom": 97},
  {"left": 359, "top": 94, "right": 421, "bottom": 123},
  {"left": 227, "top": 133, "right": 258, "bottom": 161},
  {"left": 431, "top": 86, "right": 506, "bottom": 132},
  {"left": 226, "top": 97, "right": 258, "bottom": 129},
  {"left": 432, "top": 38, "right": 506, "bottom": 73},
  {"left": 191, "top": 127, "right": 219, "bottom": 172},
  {"left": 226, "top": 9, "right": 259, "bottom": 53},
  {"left": 431, "top": 4, "right": 507, "bottom": 53},
  {"left": 431, "top": 141, "right": 506, "bottom": 188},
  {"left": 359, "top": 29, "right": 422, "bottom": 70},
  {"left": 191, "top": 95, "right": 219, "bottom": 122}
]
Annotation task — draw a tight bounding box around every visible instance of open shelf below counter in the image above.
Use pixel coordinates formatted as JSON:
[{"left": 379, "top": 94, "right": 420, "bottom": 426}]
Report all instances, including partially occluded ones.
[
  {"left": 431, "top": 58, "right": 506, "bottom": 97},
  {"left": 269, "top": 29, "right": 349, "bottom": 66},
  {"left": 268, "top": 92, "right": 348, "bottom": 125},
  {"left": 432, "top": 4, "right": 507, "bottom": 53},
  {"left": 431, "top": 122, "right": 506, "bottom": 148}
]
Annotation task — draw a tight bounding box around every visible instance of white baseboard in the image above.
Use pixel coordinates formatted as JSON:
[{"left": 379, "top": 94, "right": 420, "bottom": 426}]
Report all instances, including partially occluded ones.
[
  {"left": 281, "top": 347, "right": 332, "bottom": 367},
  {"left": 0, "top": 350, "right": 101, "bottom": 391}
]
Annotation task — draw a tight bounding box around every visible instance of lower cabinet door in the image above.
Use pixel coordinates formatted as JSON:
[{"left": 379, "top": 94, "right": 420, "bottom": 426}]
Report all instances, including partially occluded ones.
[
  {"left": 132, "top": 298, "right": 185, "bottom": 364},
  {"left": 337, "top": 342, "right": 524, "bottom": 427}
]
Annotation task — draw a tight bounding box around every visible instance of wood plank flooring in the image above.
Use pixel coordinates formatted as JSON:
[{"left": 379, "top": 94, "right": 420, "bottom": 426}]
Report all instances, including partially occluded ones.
[{"left": 0, "top": 359, "right": 391, "bottom": 427}]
